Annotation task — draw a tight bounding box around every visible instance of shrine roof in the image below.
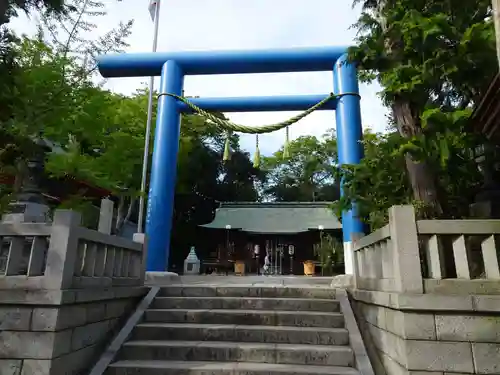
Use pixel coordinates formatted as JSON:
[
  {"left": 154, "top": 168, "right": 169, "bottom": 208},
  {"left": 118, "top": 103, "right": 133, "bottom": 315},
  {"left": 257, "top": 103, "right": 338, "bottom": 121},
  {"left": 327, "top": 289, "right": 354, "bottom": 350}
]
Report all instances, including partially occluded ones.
[{"left": 201, "top": 202, "right": 342, "bottom": 233}]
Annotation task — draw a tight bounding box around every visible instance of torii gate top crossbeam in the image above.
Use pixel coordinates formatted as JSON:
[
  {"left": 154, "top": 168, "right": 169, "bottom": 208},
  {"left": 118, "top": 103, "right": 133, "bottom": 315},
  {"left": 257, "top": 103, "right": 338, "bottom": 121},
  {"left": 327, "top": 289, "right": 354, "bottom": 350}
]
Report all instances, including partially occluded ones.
[{"left": 96, "top": 46, "right": 348, "bottom": 78}]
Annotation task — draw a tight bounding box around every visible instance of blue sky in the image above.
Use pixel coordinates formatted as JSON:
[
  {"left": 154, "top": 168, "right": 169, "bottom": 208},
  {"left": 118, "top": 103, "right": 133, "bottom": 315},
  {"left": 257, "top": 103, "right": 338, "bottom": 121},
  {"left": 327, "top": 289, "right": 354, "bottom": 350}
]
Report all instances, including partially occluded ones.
[{"left": 10, "top": 0, "right": 389, "bottom": 155}]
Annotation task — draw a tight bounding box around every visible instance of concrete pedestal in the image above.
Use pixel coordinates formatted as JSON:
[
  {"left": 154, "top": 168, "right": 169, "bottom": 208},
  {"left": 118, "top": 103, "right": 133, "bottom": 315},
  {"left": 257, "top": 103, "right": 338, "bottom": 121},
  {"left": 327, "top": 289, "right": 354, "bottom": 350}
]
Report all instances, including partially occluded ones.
[
  {"left": 2, "top": 202, "right": 51, "bottom": 223},
  {"left": 330, "top": 274, "right": 354, "bottom": 289},
  {"left": 145, "top": 271, "right": 180, "bottom": 285}
]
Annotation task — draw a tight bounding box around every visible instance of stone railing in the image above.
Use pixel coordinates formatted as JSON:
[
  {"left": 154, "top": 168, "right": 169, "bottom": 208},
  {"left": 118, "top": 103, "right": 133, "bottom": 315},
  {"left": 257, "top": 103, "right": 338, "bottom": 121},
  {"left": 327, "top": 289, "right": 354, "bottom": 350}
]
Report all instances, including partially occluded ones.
[
  {"left": 352, "top": 224, "right": 395, "bottom": 292},
  {"left": 0, "top": 209, "right": 145, "bottom": 290},
  {"left": 417, "top": 220, "right": 500, "bottom": 280},
  {"left": 353, "top": 205, "right": 500, "bottom": 294},
  {"left": 0, "top": 202, "right": 148, "bottom": 375}
]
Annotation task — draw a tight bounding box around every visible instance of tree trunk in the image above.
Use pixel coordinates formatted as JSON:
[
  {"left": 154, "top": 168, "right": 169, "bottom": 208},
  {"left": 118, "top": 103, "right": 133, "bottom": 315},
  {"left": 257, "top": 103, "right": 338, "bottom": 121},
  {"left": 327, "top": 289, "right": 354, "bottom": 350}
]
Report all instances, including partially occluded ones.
[
  {"left": 372, "top": 0, "right": 445, "bottom": 217},
  {"left": 493, "top": 0, "right": 500, "bottom": 69},
  {"left": 392, "top": 99, "right": 444, "bottom": 216},
  {"left": 114, "top": 196, "right": 125, "bottom": 234},
  {"left": 114, "top": 196, "right": 136, "bottom": 234}
]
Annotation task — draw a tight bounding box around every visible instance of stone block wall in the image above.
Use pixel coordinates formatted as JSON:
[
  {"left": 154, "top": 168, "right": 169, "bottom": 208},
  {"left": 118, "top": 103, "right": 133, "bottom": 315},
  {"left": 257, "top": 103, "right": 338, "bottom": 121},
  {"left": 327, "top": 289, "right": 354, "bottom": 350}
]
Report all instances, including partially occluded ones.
[
  {"left": 0, "top": 286, "right": 147, "bottom": 375},
  {"left": 350, "top": 289, "right": 500, "bottom": 375}
]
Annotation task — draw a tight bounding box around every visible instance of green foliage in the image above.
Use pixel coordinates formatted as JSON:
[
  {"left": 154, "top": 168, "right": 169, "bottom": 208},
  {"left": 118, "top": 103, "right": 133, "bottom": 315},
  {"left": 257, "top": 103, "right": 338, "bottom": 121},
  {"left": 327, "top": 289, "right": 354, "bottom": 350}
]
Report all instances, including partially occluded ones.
[
  {"left": 0, "top": 0, "right": 73, "bottom": 174},
  {"left": 0, "top": 0, "right": 133, "bottom": 210},
  {"left": 333, "top": 129, "right": 412, "bottom": 229},
  {"left": 40, "top": 0, "right": 133, "bottom": 77},
  {"left": 262, "top": 132, "right": 339, "bottom": 202},
  {"left": 45, "top": 87, "right": 151, "bottom": 198},
  {"left": 334, "top": 125, "right": 483, "bottom": 230},
  {"left": 1, "top": 32, "right": 261, "bottom": 229},
  {"left": 7, "top": 37, "right": 85, "bottom": 144},
  {"left": 352, "top": 0, "right": 495, "bottom": 104},
  {"left": 57, "top": 194, "right": 99, "bottom": 228},
  {"left": 0, "top": 2, "right": 262, "bottom": 269},
  {"left": 344, "top": 0, "right": 494, "bottom": 219},
  {"left": 313, "top": 232, "right": 344, "bottom": 274},
  {"left": 0, "top": 0, "right": 65, "bottom": 26}
]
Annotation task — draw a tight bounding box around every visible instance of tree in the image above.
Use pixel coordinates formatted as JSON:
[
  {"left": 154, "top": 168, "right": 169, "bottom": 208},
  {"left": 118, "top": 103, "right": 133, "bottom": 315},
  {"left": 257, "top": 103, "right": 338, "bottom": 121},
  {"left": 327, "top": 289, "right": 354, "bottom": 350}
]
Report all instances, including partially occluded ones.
[
  {"left": 350, "top": 0, "right": 496, "bottom": 216},
  {"left": 1, "top": 3, "right": 261, "bottom": 268},
  {"left": 1, "top": 0, "right": 132, "bottom": 214},
  {"left": 43, "top": 79, "right": 262, "bottom": 240},
  {"left": 262, "top": 133, "right": 339, "bottom": 202},
  {"left": 492, "top": 0, "right": 500, "bottom": 67},
  {"left": 334, "top": 128, "right": 412, "bottom": 229},
  {"left": 46, "top": 87, "right": 148, "bottom": 231},
  {"left": 0, "top": 0, "right": 68, "bottom": 159},
  {"left": 335, "top": 124, "right": 484, "bottom": 230},
  {"left": 0, "top": 0, "right": 64, "bottom": 26},
  {"left": 0, "top": 36, "right": 84, "bottom": 202},
  {"left": 3, "top": 31, "right": 260, "bottom": 235},
  {"left": 0, "top": 0, "right": 129, "bottom": 136},
  {"left": 40, "top": 0, "right": 132, "bottom": 79}
]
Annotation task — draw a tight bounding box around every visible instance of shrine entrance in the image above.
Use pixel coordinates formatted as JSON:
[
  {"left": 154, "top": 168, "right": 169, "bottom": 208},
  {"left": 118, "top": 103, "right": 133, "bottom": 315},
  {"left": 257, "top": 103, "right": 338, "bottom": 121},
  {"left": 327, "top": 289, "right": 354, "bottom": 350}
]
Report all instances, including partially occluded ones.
[{"left": 199, "top": 202, "right": 343, "bottom": 276}]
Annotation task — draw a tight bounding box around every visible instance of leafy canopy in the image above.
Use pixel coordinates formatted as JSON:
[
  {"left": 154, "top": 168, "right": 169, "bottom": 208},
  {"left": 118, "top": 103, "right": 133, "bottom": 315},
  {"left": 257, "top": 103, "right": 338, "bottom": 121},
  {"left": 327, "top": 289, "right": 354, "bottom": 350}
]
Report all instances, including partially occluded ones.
[
  {"left": 261, "top": 133, "right": 339, "bottom": 202},
  {"left": 338, "top": 0, "right": 495, "bottom": 223}
]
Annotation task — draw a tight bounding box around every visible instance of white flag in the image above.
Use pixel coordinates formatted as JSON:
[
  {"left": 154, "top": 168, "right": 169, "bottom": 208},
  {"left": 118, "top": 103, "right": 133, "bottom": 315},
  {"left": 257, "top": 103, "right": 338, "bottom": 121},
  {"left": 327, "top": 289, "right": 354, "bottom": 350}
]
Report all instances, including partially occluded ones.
[{"left": 149, "top": 0, "right": 159, "bottom": 21}]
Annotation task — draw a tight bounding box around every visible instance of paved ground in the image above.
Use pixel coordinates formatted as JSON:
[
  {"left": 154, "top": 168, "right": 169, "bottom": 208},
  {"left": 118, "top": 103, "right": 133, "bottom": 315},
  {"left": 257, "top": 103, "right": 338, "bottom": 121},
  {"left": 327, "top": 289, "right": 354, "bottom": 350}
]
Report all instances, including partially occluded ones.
[{"left": 175, "top": 275, "right": 333, "bottom": 287}]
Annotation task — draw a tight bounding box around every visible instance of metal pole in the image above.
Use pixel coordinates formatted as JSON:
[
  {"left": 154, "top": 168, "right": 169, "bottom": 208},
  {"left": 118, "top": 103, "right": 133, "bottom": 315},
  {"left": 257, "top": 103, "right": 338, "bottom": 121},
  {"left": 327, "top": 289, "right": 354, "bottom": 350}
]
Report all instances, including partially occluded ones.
[{"left": 138, "top": 0, "right": 162, "bottom": 233}]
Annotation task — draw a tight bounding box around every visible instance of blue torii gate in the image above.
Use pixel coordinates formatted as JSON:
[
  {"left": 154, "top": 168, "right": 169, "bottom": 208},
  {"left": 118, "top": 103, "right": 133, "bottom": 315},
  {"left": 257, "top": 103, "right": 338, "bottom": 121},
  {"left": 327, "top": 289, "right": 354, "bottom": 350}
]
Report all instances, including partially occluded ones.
[{"left": 96, "top": 46, "right": 364, "bottom": 274}]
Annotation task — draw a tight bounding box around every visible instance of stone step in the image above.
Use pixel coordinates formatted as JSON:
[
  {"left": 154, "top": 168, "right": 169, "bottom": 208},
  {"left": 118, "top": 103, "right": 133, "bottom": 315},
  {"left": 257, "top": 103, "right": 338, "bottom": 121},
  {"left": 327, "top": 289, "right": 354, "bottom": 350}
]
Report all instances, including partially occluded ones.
[
  {"left": 106, "top": 360, "right": 360, "bottom": 375},
  {"left": 151, "top": 296, "right": 340, "bottom": 312},
  {"left": 133, "top": 323, "right": 350, "bottom": 345},
  {"left": 158, "top": 286, "right": 336, "bottom": 299},
  {"left": 145, "top": 309, "right": 344, "bottom": 328},
  {"left": 119, "top": 340, "right": 354, "bottom": 367}
]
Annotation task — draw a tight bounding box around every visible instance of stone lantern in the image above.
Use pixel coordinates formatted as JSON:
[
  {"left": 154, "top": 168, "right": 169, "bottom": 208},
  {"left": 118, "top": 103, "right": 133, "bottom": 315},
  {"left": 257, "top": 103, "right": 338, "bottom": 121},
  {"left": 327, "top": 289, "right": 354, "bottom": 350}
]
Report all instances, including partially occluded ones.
[
  {"left": 183, "top": 246, "right": 200, "bottom": 275},
  {"left": 2, "top": 140, "right": 50, "bottom": 223}
]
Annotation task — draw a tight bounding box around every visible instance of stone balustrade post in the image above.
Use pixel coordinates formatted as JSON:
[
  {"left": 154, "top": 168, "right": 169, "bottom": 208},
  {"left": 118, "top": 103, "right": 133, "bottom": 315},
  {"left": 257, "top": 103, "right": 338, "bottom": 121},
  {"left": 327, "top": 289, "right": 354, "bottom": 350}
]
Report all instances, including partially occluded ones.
[
  {"left": 351, "top": 232, "right": 364, "bottom": 290},
  {"left": 98, "top": 198, "right": 114, "bottom": 234},
  {"left": 133, "top": 232, "right": 148, "bottom": 284},
  {"left": 388, "top": 205, "right": 424, "bottom": 293},
  {"left": 43, "top": 210, "right": 82, "bottom": 290}
]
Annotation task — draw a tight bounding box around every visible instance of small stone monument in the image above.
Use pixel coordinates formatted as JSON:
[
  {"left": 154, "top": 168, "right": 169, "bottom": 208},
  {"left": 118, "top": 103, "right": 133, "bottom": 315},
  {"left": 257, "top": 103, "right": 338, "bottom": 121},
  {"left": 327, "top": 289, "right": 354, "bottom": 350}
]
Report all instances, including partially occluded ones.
[{"left": 183, "top": 246, "right": 200, "bottom": 275}]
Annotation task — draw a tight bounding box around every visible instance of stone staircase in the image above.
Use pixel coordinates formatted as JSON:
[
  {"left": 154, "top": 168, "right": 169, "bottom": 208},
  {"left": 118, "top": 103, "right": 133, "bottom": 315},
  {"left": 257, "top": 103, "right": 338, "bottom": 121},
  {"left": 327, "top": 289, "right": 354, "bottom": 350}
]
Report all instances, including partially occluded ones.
[{"left": 105, "top": 285, "right": 362, "bottom": 375}]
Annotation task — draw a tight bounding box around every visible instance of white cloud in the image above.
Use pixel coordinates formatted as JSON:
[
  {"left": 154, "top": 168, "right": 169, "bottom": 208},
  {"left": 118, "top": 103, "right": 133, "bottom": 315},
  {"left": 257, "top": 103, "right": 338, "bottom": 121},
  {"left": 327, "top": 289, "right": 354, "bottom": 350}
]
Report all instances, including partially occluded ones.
[{"left": 9, "top": 0, "right": 389, "bottom": 155}]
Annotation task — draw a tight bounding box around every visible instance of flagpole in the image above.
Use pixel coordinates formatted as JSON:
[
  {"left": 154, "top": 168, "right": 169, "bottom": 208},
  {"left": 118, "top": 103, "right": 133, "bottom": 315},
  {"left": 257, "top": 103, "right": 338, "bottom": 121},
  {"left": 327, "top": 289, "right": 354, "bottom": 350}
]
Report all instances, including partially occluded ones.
[{"left": 138, "top": 0, "right": 162, "bottom": 233}]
